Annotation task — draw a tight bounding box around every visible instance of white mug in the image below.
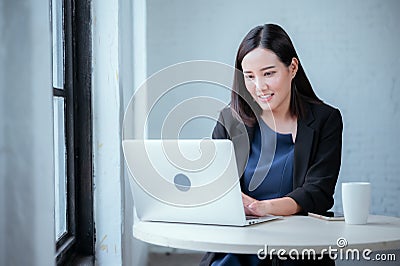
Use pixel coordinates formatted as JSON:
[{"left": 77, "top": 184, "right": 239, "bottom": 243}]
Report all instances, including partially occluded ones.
[{"left": 342, "top": 182, "right": 371, "bottom": 224}]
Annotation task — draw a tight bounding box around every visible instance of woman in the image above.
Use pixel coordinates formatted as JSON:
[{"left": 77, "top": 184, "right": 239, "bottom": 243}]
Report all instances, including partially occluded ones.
[{"left": 200, "top": 24, "right": 342, "bottom": 265}]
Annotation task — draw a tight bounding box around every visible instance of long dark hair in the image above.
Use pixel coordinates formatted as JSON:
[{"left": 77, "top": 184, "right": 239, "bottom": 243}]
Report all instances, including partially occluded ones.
[{"left": 231, "top": 24, "right": 321, "bottom": 126}]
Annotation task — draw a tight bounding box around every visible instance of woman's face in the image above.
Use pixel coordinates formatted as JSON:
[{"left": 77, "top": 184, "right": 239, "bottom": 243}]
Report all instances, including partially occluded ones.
[{"left": 241, "top": 47, "right": 297, "bottom": 116}]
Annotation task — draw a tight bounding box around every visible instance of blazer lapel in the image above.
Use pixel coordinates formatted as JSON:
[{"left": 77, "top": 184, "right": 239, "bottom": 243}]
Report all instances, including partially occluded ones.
[
  {"left": 231, "top": 123, "right": 254, "bottom": 177},
  {"left": 293, "top": 106, "right": 315, "bottom": 188}
]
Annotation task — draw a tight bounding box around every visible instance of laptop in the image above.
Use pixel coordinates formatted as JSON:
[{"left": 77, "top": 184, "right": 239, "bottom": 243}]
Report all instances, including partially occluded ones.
[{"left": 122, "top": 139, "right": 282, "bottom": 226}]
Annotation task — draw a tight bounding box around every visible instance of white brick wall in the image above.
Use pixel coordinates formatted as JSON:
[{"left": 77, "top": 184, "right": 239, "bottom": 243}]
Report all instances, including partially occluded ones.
[{"left": 147, "top": 0, "right": 400, "bottom": 217}]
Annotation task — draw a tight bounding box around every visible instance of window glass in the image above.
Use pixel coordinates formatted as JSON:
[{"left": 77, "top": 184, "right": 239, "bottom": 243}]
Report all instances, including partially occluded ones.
[
  {"left": 53, "top": 97, "right": 67, "bottom": 240},
  {"left": 52, "top": 0, "right": 64, "bottom": 89}
]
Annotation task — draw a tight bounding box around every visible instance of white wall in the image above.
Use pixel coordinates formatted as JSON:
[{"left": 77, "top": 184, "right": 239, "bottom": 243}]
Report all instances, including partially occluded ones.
[
  {"left": 92, "top": 0, "right": 123, "bottom": 265},
  {"left": 0, "top": 0, "right": 55, "bottom": 265},
  {"left": 146, "top": 0, "right": 400, "bottom": 217},
  {"left": 93, "top": 0, "right": 149, "bottom": 265},
  {"left": 120, "top": 0, "right": 149, "bottom": 265}
]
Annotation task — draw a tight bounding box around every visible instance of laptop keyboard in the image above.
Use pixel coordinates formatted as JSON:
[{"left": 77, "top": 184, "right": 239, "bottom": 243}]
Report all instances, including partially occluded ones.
[{"left": 245, "top": 215, "right": 259, "bottom": 220}]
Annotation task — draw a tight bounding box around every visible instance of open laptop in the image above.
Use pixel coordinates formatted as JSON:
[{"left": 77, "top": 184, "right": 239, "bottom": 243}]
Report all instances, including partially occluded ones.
[{"left": 122, "top": 139, "right": 282, "bottom": 226}]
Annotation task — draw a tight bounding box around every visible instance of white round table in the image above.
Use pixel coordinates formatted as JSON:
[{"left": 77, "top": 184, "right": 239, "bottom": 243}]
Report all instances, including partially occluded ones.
[{"left": 133, "top": 215, "right": 400, "bottom": 255}]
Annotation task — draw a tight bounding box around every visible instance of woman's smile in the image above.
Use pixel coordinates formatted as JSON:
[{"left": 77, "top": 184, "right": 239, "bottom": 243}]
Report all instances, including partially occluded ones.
[{"left": 257, "top": 92, "right": 274, "bottom": 102}]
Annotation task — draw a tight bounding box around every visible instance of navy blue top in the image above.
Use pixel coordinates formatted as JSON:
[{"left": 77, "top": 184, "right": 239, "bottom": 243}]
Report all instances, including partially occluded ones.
[
  {"left": 242, "top": 119, "right": 294, "bottom": 200},
  {"left": 211, "top": 120, "right": 295, "bottom": 266}
]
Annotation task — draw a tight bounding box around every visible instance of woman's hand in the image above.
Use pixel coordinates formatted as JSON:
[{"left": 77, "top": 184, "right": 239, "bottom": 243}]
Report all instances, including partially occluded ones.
[
  {"left": 247, "top": 200, "right": 272, "bottom": 216},
  {"left": 242, "top": 193, "right": 261, "bottom": 215},
  {"left": 244, "top": 195, "right": 302, "bottom": 217},
  {"left": 242, "top": 193, "right": 256, "bottom": 215},
  {"left": 241, "top": 192, "right": 256, "bottom": 206}
]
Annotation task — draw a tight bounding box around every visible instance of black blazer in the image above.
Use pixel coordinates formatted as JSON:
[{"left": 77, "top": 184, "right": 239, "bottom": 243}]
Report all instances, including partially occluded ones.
[
  {"left": 212, "top": 102, "right": 343, "bottom": 214},
  {"left": 200, "top": 102, "right": 343, "bottom": 266}
]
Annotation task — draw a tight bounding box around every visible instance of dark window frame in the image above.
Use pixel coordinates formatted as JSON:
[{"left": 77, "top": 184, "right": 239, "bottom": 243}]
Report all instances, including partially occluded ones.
[{"left": 53, "top": 0, "right": 94, "bottom": 264}]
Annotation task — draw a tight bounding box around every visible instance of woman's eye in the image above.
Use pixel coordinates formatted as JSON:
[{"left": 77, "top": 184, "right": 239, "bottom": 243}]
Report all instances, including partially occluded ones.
[
  {"left": 264, "top": 72, "right": 275, "bottom": 77},
  {"left": 244, "top": 75, "right": 254, "bottom": 80}
]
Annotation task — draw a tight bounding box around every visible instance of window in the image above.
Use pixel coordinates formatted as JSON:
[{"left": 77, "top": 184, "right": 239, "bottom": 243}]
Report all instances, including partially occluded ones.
[{"left": 51, "top": 0, "right": 94, "bottom": 264}]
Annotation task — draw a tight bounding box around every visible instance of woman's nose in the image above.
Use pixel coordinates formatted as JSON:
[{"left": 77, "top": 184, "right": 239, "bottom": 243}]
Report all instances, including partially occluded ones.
[{"left": 254, "top": 77, "right": 266, "bottom": 91}]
